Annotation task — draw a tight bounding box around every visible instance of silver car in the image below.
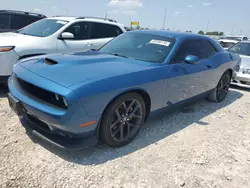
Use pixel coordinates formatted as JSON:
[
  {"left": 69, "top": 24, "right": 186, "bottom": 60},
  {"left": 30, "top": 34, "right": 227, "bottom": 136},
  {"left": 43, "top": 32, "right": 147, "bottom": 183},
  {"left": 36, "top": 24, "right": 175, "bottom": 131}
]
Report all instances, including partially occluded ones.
[{"left": 229, "top": 41, "right": 250, "bottom": 88}]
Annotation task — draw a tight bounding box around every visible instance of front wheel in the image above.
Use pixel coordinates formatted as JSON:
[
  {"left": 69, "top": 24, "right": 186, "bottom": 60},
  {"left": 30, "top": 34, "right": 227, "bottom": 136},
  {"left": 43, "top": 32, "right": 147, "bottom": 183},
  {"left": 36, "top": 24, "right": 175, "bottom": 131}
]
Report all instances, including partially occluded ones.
[
  {"left": 208, "top": 71, "right": 231, "bottom": 102},
  {"left": 100, "top": 92, "right": 146, "bottom": 147}
]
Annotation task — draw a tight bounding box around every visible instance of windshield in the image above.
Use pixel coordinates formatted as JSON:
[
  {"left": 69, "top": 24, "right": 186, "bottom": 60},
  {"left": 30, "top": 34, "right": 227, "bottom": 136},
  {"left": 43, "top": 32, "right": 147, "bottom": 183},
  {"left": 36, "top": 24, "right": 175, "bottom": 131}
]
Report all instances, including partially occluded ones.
[
  {"left": 228, "top": 42, "right": 250, "bottom": 56},
  {"left": 99, "top": 32, "right": 175, "bottom": 63},
  {"left": 224, "top": 37, "right": 242, "bottom": 41},
  {"left": 16, "top": 19, "right": 68, "bottom": 37}
]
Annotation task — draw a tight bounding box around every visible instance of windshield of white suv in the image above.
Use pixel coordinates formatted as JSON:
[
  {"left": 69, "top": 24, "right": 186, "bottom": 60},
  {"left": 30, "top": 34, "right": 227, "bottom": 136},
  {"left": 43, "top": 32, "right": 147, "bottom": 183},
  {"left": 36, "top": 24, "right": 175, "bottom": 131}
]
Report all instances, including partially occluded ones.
[
  {"left": 15, "top": 19, "right": 68, "bottom": 37},
  {"left": 99, "top": 32, "right": 175, "bottom": 63},
  {"left": 228, "top": 42, "right": 250, "bottom": 56}
]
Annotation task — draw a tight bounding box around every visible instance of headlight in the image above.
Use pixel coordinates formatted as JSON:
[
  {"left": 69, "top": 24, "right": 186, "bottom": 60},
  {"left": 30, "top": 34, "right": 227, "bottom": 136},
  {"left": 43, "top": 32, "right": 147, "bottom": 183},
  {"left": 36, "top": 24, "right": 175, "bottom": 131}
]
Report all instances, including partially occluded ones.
[
  {"left": 54, "top": 94, "right": 68, "bottom": 108},
  {"left": 0, "top": 46, "right": 15, "bottom": 52},
  {"left": 242, "top": 68, "right": 250, "bottom": 75}
]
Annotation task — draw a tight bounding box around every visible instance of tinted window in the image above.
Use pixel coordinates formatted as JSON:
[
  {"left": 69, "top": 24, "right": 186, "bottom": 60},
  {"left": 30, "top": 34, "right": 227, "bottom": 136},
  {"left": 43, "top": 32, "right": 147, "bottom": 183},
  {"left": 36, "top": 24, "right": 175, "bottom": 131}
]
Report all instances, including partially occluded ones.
[
  {"left": 10, "top": 15, "right": 41, "bottom": 29},
  {"left": 16, "top": 19, "right": 68, "bottom": 37},
  {"left": 90, "top": 23, "right": 123, "bottom": 39},
  {"left": 228, "top": 43, "right": 250, "bottom": 56},
  {"left": 174, "top": 39, "right": 216, "bottom": 62},
  {"left": 100, "top": 32, "right": 175, "bottom": 63},
  {"left": 243, "top": 37, "right": 248, "bottom": 41},
  {"left": 64, "top": 22, "right": 90, "bottom": 40},
  {"left": 0, "top": 14, "right": 10, "bottom": 29}
]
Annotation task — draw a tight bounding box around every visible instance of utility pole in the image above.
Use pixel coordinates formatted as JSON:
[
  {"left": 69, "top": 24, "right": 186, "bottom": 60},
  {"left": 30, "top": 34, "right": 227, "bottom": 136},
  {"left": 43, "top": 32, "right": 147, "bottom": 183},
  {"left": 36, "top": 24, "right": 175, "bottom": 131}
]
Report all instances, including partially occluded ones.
[
  {"left": 105, "top": 13, "right": 108, "bottom": 19},
  {"left": 206, "top": 20, "right": 209, "bottom": 34},
  {"left": 240, "top": 28, "right": 243, "bottom": 35},
  {"left": 65, "top": 8, "right": 68, "bottom": 16},
  {"left": 162, "top": 8, "right": 167, "bottom": 30}
]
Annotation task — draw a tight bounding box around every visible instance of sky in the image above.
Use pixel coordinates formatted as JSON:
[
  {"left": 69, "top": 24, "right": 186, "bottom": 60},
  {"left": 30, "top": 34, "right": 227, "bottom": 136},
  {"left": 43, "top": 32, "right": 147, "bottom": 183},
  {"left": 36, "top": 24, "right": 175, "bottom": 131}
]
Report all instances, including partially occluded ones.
[{"left": 1, "top": 0, "right": 250, "bottom": 36}]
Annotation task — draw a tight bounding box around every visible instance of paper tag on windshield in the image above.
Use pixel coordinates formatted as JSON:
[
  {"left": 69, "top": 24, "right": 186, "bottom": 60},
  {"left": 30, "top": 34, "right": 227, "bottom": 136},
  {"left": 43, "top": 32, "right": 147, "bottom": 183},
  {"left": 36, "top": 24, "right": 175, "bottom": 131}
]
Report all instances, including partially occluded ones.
[
  {"left": 56, "top": 21, "right": 67, "bottom": 25},
  {"left": 150, "top": 40, "right": 170, "bottom": 46}
]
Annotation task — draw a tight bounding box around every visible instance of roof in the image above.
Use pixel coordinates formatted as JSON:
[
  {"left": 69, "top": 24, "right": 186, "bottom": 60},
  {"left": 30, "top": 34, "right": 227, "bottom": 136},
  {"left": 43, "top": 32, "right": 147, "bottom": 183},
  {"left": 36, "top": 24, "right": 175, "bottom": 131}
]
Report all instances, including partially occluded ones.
[
  {"left": 131, "top": 30, "right": 204, "bottom": 39},
  {"left": 49, "top": 16, "right": 124, "bottom": 26},
  {"left": 0, "top": 10, "right": 46, "bottom": 17}
]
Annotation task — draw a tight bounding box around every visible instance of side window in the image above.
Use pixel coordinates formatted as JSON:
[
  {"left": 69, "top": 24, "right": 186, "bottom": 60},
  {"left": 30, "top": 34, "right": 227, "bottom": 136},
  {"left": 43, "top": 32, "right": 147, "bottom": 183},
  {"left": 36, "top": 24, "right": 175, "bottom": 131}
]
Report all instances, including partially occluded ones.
[
  {"left": 243, "top": 37, "right": 248, "bottom": 41},
  {"left": 0, "top": 14, "right": 10, "bottom": 29},
  {"left": 63, "top": 22, "right": 90, "bottom": 40},
  {"left": 90, "top": 23, "right": 123, "bottom": 39},
  {"left": 199, "top": 40, "right": 217, "bottom": 59},
  {"left": 174, "top": 39, "right": 216, "bottom": 63}
]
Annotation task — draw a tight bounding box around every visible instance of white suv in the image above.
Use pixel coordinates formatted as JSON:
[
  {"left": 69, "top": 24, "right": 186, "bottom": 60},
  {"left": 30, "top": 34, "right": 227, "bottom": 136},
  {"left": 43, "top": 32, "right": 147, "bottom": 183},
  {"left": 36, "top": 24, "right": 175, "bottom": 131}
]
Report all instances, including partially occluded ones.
[{"left": 0, "top": 16, "right": 126, "bottom": 83}]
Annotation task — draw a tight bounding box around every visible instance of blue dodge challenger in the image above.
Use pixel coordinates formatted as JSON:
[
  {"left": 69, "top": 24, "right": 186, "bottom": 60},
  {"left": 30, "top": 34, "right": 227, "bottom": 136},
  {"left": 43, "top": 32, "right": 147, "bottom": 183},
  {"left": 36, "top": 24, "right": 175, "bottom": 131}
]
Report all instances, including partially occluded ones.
[{"left": 8, "top": 30, "right": 240, "bottom": 150}]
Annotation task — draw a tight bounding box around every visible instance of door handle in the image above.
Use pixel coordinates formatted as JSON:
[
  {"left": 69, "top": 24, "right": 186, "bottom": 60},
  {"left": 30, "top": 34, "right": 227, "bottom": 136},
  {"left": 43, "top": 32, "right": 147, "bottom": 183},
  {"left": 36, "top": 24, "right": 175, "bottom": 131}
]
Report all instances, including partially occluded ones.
[
  {"left": 86, "top": 43, "right": 92, "bottom": 47},
  {"left": 207, "top": 64, "right": 212, "bottom": 68}
]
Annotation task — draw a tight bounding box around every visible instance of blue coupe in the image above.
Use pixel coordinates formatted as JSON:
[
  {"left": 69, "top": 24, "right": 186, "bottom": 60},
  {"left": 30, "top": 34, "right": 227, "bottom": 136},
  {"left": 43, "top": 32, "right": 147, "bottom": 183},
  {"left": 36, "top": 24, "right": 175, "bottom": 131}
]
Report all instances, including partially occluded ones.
[{"left": 8, "top": 31, "right": 240, "bottom": 150}]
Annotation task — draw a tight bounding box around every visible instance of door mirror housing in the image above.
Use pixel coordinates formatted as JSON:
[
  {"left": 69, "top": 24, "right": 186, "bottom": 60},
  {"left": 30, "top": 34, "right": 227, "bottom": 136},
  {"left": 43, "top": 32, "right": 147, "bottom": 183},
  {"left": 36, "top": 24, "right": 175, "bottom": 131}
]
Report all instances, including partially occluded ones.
[
  {"left": 59, "top": 32, "right": 74, "bottom": 40},
  {"left": 184, "top": 55, "right": 200, "bottom": 65}
]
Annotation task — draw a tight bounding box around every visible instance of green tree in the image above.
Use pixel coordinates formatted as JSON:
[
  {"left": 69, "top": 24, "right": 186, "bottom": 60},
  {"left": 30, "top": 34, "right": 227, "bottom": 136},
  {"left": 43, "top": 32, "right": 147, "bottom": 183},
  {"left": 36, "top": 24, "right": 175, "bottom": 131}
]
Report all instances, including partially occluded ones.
[{"left": 198, "top": 30, "right": 204, "bottom": 35}]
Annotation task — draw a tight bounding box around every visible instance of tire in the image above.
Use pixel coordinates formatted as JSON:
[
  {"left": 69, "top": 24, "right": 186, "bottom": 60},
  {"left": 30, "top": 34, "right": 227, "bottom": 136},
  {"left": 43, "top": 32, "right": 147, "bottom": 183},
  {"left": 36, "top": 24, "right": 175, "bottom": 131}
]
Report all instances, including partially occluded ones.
[
  {"left": 208, "top": 71, "right": 231, "bottom": 102},
  {"left": 100, "top": 92, "right": 146, "bottom": 147}
]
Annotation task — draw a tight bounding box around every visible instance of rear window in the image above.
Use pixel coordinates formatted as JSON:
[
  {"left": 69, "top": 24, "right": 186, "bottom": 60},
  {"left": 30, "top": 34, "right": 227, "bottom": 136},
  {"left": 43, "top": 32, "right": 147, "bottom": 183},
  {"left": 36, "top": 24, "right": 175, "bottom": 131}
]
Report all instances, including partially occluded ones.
[
  {"left": 0, "top": 14, "right": 10, "bottom": 29},
  {"left": 90, "top": 23, "right": 123, "bottom": 39}
]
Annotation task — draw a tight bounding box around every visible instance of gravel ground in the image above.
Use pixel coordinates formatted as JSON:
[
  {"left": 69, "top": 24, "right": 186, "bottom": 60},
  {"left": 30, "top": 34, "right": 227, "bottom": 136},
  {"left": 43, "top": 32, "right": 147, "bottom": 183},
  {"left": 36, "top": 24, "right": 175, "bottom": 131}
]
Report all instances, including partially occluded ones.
[{"left": 0, "top": 86, "right": 250, "bottom": 188}]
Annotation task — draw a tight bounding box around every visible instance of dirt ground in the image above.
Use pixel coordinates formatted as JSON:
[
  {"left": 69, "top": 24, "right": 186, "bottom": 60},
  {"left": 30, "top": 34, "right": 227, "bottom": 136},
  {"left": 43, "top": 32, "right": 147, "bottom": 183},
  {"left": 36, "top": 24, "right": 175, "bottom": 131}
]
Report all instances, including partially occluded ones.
[{"left": 0, "top": 86, "right": 250, "bottom": 188}]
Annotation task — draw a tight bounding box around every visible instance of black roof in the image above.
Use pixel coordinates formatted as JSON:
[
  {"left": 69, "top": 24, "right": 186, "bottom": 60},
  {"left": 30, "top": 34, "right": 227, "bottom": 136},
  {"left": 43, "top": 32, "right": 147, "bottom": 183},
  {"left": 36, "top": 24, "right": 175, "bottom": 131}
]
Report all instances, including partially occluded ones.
[{"left": 0, "top": 10, "right": 46, "bottom": 18}]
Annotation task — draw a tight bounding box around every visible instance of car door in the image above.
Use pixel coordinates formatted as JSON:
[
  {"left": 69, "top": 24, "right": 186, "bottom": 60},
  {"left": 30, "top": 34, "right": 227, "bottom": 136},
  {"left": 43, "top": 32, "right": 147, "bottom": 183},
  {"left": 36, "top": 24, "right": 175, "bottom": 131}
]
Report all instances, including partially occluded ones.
[
  {"left": 88, "top": 22, "right": 123, "bottom": 49},
  {"left": 56, "top": 21, "right": 94, "bottom": 53},
  {"left": 165, "top": 39, "right": 217, "bottom": 104}
]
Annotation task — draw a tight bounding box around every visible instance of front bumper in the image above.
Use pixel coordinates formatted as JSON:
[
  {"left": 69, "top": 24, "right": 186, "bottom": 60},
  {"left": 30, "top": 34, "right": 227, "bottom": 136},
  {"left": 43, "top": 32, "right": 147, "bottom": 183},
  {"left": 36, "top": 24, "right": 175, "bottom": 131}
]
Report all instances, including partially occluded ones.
[
  {"left": 8, "top": 69, "right": 102, "bottom": 150},
  {"left": 20, "top": 113, "right": 98, "bottom": 151},
  {"left": 0, "top": 50, "right": 19, "bottom": 76},
  {"left": 231, "top": 72, "right": 250, "bottom": 89}
]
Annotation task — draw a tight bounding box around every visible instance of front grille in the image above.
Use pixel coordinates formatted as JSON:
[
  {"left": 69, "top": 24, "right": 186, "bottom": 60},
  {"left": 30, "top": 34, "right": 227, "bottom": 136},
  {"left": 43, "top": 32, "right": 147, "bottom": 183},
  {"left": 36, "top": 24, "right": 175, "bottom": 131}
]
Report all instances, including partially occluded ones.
[{"left": 14, "top": 75, "right": 67, "bottom": 109}]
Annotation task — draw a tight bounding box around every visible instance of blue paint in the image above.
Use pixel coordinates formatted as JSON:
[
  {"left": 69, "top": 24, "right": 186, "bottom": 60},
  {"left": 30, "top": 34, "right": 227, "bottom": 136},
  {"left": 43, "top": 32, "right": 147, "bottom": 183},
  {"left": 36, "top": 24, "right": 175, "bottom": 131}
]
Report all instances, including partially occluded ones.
[{"left": 8, "top": 30, "right": 239, "bottom": 149}]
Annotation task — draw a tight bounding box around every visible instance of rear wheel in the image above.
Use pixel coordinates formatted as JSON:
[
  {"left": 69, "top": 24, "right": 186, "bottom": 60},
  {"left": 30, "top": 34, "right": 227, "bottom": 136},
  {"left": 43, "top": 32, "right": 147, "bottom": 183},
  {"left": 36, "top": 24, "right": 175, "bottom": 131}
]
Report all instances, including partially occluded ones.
[
  {"left": 208, "top": 71, "right": 231, "bottom": 102},
  {"left": 100, "top": 92, "right": 146, "bottom": 147}
]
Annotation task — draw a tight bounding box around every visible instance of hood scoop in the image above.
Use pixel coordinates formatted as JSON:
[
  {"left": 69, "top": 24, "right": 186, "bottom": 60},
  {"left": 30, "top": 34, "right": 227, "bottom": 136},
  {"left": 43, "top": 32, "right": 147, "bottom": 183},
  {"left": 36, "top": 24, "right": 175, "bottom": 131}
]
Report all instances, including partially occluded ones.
[{"left": 44, "top": 58, "right": 58, "bottom": 65}]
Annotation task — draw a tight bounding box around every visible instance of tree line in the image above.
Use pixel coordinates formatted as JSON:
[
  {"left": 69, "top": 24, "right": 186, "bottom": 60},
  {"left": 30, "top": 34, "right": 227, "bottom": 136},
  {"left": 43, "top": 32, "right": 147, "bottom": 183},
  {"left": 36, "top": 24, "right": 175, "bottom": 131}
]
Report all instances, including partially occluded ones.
[{"left": 198, "top": 31, "right": 224, "bottom": 36}]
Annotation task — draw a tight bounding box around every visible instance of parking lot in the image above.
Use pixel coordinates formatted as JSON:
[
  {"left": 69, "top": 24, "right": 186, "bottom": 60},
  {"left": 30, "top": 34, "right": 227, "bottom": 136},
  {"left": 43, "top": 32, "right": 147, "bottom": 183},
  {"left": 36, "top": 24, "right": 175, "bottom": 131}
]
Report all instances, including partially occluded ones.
[{"left": 0, "top": 86, "right": 249, "bottom": 188}]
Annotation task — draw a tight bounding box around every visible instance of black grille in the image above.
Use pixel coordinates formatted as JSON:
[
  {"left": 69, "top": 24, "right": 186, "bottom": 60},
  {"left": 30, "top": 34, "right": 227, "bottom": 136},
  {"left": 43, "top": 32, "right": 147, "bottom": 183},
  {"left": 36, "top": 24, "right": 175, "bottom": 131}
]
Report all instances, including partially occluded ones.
[{"left": 14, "top": 76, "right": 67, "bottom": 109}]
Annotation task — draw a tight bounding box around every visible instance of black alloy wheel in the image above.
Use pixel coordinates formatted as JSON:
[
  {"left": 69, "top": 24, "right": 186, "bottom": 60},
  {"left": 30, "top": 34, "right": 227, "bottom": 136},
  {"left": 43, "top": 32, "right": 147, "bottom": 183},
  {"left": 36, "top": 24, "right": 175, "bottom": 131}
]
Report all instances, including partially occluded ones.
[{"left": 100, "top": 92, "right": 146, "bottom": 147}]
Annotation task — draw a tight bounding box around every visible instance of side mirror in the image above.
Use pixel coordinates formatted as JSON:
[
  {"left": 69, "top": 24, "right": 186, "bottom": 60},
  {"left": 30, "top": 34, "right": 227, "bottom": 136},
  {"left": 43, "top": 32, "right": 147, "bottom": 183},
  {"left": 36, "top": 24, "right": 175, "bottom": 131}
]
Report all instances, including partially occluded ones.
[
  {"left": 184, "top": 55, "right": 200, "bottom": 65},
  {"left": 59, "top": 32, "right": 74, "bottom": 40}
]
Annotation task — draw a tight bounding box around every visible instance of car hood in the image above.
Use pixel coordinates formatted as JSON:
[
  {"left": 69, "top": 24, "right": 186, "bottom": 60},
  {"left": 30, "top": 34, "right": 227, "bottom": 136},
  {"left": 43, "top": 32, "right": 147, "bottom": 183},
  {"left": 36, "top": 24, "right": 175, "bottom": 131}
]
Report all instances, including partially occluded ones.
[
  {"left": 19, "top": 51, "right": 153, "bottom": 88},
  {"left": 0, "top": 32, "right": 42, "bottom": 47},
  {"left": 239, "top": 55, "right": 250, "bottom": 68}
]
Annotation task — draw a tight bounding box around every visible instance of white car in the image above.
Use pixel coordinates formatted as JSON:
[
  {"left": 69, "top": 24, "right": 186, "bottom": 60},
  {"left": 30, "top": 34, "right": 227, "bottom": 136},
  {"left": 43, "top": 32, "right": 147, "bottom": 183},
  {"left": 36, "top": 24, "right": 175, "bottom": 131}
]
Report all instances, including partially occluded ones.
[
  {"left": 229, "top": 41, "right": 250, "bottom": 88},
  {"left": 218, "top": 36, "right": 248, "bottom": 50},
  {"left": 0, "top": 16, "right": 126, "bottom": 83}
]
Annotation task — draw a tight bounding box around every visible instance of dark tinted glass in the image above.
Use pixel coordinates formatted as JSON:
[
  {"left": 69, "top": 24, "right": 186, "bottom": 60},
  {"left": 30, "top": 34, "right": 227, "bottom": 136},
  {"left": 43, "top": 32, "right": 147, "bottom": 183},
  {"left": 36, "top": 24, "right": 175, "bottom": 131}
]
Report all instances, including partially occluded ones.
[
  {"left": 64, "top": 22, "right": 90, "bottom": 40},
  {"left": 16, "top": 19, "right": 68, "bottom": 37},
  {"left": 228, "top": 43, "right": 250, "bottom": 56},
  {"left": 90, "top": 23, "right": 123, "bottom": 39},
  {"left": 0, "top": 14, "right": 10, "bottom": 29},
  {"left": 100, "top": 32, "right": 175, "bottom": 63},
  {"left": 175, "top": 39, "right": 216, "bottom": 62},
  {"left": 10, "top": 15, "right": 41, "bottom": 29}
]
